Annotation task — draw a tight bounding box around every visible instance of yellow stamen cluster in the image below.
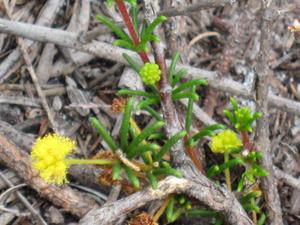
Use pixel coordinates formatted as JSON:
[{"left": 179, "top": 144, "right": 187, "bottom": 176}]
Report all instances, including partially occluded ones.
[
  {"left": 31, "top": 133, "right": 76, "bottom": 185},
  {"left": 139, "top": 63, "right": 161, "bottom": 85},
  {"left": 210, "top": 129, "right": 242, "bottom": 154}
]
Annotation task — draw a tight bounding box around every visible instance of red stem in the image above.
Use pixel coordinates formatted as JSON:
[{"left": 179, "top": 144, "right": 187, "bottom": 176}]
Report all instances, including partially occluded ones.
[
  {"left": 184, "top": 136, "right": 205, "bottom": 174},
  {"left": 115, "top": 0, "right": 150, "bottom": 63},
  {"left": 241, "top": 131, "right": 255, "bottom": 151}
]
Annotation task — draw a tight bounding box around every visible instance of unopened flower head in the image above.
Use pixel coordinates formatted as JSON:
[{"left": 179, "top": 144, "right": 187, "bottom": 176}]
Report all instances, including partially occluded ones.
[
  {"left": 140, "top": 63, "right": 161, "bottom": 85},
  {"left": 31, "top": 133, "right": 76, "bottom": 185},
  {"left": 210, "top": 129, "right": 242, "bottom": 154}
]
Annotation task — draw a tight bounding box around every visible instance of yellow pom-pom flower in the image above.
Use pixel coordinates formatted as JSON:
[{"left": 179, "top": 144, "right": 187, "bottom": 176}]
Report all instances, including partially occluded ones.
[
  {"left": 139, "top": 63, "right": 161, "bottom": 85},
  {"left": 210, "top": 129, "right": 242, "bottom": 154},
  {"left": 31, "top": 133, "right": 76, "bottom": 185}
]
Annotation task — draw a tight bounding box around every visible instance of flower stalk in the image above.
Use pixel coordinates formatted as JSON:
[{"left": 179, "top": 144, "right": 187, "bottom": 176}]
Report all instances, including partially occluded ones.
[
  {"left": 224, "top": 152, "right": 232, "bottom": 192},
  {"left": 65, "top": 158, "right": 118, "bottom": 166}
]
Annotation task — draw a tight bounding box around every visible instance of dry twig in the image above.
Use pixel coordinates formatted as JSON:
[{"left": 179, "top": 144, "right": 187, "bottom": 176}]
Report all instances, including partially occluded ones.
[
  {"left": 1, "top": 18, "right": 300, "bottom": 116},
  {"left": 3, "top": 1, "right": 58, "bottom": 132},
  {"left": 254, "top": 1, "right": 283, "bottom": 224},
  {"left": 0, "top": 0, "right": 64, "bottom": 81},
  {"left": 0, "top": 172, "right": 48, "bottom": 225}
]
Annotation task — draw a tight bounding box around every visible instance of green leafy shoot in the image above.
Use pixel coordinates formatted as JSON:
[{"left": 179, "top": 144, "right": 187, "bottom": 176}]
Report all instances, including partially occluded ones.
[
  {"left": 96, "top": 15, "right": 132, "bottom": 43},
  {"left": 185, "top": 85, "right": 196, "bottom": 133},
  {"left": 172, "top": 92, "right": 199, "bottom": 101},
  {"left": 112, "top": 162, "right": 122, "bottom": 180},
  {"left": 130, "top": 4, "right": 138, "bottom": 33},
  {"left": 147, "top": 171, "right": 158, "bottom": 189},
  {"left": 239, "top": 191, "right": 261, "bottom": 205},
  {"left": 152, "top": 168, "right": 182, "bottom": 178},
  {"left": 144, "top": 16, "right": 167, "bottom": 38},
  {"left": 154, "top": 131, "right": 187, "bottom": 161},
  {"left": 113, "top": 39, "right": 135, "bottom": 51},
  {"left": 127, "top": 121, "right": 165, "bottom": 155},
  {"left": 168, "top": 52, "right": 180, "bottom": 84},
  {"left": 224, "top": 97, "right": 262, "bottom": 132},
  {"left": 136, "top": 98, "right": 160, "bottom": 110},
  {"left": 187, "top": 209, "right": 219, "bottom": 218},
  {"left": 90, "top": 117, "right": 118, "bottom": 151},
  {"left": 172, "top": 80, "right": 207, "bottom": 95},
  {"left": 117, "top": 89, "right": 159, "bottom": 99},
  {"left": 120, "top": 98, "right": 134, "bottom": 151},
  {"left": 122, "top": 53, "right": 142, "bottom": 73},
  {"left": 186, "top": 124, "right": 226, "bottom": 147},
  {"left": 127, "top": 143, "right": 159, "bottom": 159},
  {"left": 207, "top": 158, "right": 244, "bottom": 178},
  {"left": 172, "top": 68, "right": 188, "bottom": 87},
  {"left": 166, "top": 196, "right": 187, "bottom": 223},
  {"left": 257, "top": 213, "right": 267, "bottom": 225},
  {"left": 143, "top": 106, "right": 163, "bottom": 121},
  {"left": 124, "top": 166, "right": 140, "bottom": 189},
  {"left": 105, "top": 0, "right": 114, "bottom": 7},
  {"left": 139, "top": 16, "right": 167, "bottom": 48},
  {"left": 148, "top": 133, "right": 166, "bottom": 141}
]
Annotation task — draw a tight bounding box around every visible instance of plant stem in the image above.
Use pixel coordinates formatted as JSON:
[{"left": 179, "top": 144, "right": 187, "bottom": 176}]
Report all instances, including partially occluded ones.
[
  {"left": 224, "top": 153, "right": 232, "bottom": 192},
  {"left": 153, "top": 195, "right": 172, "bottom": 222},
  {"left": 184, "top": 136, "right": 204, "bottom": 174},
  {"left": 115, "top": 0, "right": 150, "bottom": 63},
  {"left": 251, "top": 197, "right": 257, "bottom": 225},
  {"left": 241, "top": 131, "right": 254, "bottom": 151},
  {"left": 65, "top": 158, "right": 118, "bottom": 166}
]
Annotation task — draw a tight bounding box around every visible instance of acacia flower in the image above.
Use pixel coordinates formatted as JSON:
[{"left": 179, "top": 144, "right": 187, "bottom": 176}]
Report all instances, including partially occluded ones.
[
  {"left": 31, "top": 133, "right": 76, "bottom": 185},
  {"left": 210, "top": 129, "right": 242, "bottom": 154},
  {"left": 31, "top": 133, "right": 118, "bottom": 185},
  {"left": 140, "top": 63, "right": 161, "bottom": 85}
]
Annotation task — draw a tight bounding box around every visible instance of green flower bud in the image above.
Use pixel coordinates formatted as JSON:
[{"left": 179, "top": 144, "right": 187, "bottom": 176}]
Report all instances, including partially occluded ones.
[
  {"left": 139, "top": 63, "right": 161, "bottom": 85},
  {"left": 210, "top": 129, "right": 242, "bottom": 154}
]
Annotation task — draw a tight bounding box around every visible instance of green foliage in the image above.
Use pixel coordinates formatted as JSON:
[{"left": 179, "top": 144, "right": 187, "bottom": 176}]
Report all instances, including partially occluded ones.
[
  {"left": 224, "top": 97, "right": 262, "bottom": 132},
  {"left": 186, "top": 124, "right": 226, "bottom": 147},
  {"left": 90, "top": 117, "right": 118, "bottom": 151},
  {"left": 258, "top": 213, "right": 267, "bottom": 225},
  {"left": 98, "top": 3, "right": 165, "bottom": 53},
  {"left": 90, "top": 99, "right": 183, "bottom": 190},
  {"left": 185, "top": 85, "right": 196, "bottom": 133},
  {"left": 168, "top": 51, "right": 180, "bottom": 84},
  {"left": 166, "top": 195, "right": 191, "bottom": 223},
  {"left": 124, "top": 165, "right": 140, "bottom": 189},
  {"left": 154, "top": 131, "right": 186, "bottom": 161},
  {"left": 95, "top": 3, "right": 268, "bottom": 224},
  {"left": 96, "top": 15, "right": 131, "bottom": 43},
  {"left": 120, "top": 98, "right": 134, "bottom": 151}
]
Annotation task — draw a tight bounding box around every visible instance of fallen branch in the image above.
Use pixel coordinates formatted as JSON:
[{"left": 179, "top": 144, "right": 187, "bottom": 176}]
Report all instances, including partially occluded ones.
[
  {"left": 254, "top": 1, "right": 283, "bottom": 224},
  {"left": 159, "top": 0, "right": 237, "bottom": 17},
  {"left": 1, "top": 18, "right": 299, "bottom": 116},
  {"left": 79, "top": 177, "right": 191, "bottom": 225},
  {"left": 0, "top": 0, "right": 65, "bottom": 81},
  {"left": 80, "top": 173, "right": 254, "bottom": 225},
  {"left": 274, "top": 166, "right": 300, "bottom": 191},
  {"left": 3, "top": 2, "right": 59, "bottom": 132}
]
